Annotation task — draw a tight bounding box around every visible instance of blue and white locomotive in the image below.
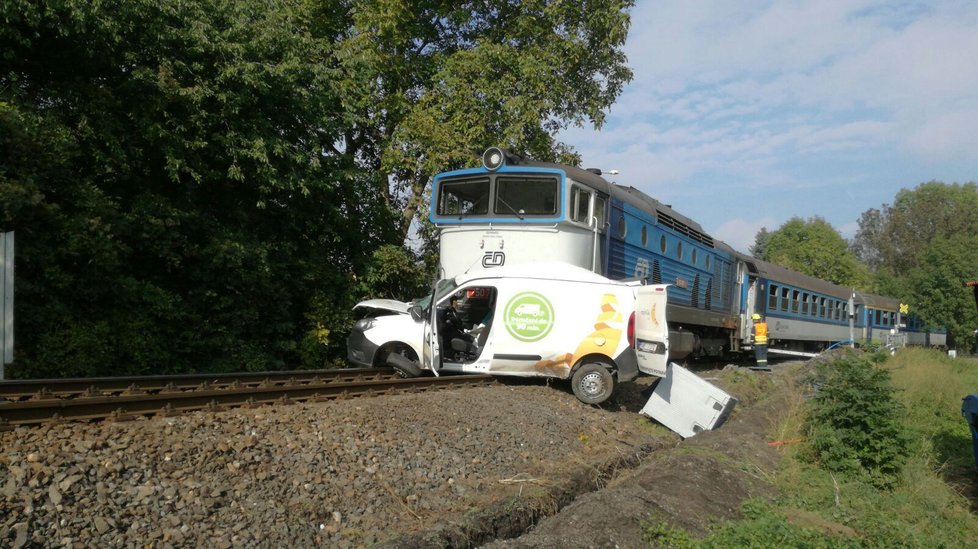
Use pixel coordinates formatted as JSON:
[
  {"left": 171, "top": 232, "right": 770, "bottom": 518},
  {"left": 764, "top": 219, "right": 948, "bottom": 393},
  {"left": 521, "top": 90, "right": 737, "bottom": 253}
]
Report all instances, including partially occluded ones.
[{"left": 429, "top": 147, "right": 942, "bottom": 359}]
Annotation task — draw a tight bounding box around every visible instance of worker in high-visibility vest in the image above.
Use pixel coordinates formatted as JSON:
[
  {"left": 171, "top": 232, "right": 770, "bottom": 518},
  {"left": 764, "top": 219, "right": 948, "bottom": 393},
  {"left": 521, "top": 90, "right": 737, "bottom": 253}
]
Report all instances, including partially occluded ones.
[{"left": 752, "top": 313, "right": 769, "bottom": 370}]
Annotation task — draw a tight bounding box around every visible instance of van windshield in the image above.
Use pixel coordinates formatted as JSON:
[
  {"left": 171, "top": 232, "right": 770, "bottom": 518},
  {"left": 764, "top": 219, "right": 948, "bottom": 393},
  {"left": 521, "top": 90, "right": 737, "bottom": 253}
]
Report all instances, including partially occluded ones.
[{"left": 415, "top": 278, "right": 459, "bottom": 311}]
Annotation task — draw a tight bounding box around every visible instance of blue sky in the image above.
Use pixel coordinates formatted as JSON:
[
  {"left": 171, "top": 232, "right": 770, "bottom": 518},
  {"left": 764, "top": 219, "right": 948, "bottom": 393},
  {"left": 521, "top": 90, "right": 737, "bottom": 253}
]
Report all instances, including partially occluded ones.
[{"left": 560, "top": 0, "right": 978, "bottom": 254}]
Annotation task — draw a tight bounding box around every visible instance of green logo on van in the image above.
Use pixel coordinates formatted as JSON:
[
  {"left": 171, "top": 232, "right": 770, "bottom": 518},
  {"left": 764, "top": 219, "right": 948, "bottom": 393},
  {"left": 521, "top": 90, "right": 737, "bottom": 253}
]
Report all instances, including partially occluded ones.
[{"left": 504, "top": 292, "right": 554, "bottom": 342}]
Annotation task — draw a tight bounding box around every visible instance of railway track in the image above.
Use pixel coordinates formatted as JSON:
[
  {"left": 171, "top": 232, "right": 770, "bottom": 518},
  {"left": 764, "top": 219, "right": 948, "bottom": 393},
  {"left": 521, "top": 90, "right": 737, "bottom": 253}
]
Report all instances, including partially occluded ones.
[{"left": 0, "top": 368, "right": 496, "bottom": 429}]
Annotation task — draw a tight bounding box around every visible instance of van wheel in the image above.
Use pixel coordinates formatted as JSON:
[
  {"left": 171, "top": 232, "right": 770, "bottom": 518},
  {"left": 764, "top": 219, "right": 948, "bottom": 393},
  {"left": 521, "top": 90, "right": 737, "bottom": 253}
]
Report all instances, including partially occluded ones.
[
  {"left": 572, "top": 362, "right": 615, "bottom": 404},
  {"left": 378, "top": 344, "right": 421, "bottom": 378}
]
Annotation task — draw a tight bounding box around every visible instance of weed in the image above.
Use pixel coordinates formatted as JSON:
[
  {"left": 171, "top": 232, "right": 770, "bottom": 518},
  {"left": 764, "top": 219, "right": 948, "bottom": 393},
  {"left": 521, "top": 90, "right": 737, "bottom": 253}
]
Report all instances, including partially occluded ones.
[{"left": 640, "top": 520, "right": 695, "bottom": 548}]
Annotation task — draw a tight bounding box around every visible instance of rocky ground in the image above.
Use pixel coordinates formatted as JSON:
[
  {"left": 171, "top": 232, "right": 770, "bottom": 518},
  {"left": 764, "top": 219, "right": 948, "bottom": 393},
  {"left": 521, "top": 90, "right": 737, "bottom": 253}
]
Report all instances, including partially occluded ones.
[{"left": 1, "top": 366, "right": 788, "bottom": 548}]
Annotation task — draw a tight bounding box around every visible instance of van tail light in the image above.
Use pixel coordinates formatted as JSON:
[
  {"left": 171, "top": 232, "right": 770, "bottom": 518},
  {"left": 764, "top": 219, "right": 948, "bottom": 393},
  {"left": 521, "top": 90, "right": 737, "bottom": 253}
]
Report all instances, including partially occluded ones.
[{"left": 627, "top": 311, "right": 636, "bottom": 347}]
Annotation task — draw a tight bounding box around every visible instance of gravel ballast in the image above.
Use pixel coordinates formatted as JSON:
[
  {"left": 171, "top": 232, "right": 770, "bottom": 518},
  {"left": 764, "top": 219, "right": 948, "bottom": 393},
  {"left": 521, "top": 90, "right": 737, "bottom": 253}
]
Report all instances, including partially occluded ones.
[{"left": 1, "top": 380, "right": 673, "bottom": 547}]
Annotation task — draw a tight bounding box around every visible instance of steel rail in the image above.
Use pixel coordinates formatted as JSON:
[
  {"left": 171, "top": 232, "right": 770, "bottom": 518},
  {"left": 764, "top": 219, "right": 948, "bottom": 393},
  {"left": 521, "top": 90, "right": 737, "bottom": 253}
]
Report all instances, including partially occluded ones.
[
  {"left": 0, "top": 374, "right": 496, "bottom": 429},
  {"left": 0, "top": 368, "right": 400, "bottom": 401}
]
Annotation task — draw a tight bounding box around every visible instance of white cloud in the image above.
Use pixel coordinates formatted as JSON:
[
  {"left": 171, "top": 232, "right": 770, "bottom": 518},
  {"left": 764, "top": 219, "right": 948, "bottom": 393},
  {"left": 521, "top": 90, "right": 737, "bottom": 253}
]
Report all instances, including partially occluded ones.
[
  {"left": 711, "top": 216, "right": 779, "bottom": 255},
  {"left": 563, "top": 0, "right": 978, "bottom": 236}
]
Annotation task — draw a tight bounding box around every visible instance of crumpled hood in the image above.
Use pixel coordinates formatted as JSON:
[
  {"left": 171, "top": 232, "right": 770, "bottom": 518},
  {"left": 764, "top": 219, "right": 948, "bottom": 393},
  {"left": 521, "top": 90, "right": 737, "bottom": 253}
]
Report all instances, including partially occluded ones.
[{"left": 353, "top": 298, "right": 410, "bottom": 315}]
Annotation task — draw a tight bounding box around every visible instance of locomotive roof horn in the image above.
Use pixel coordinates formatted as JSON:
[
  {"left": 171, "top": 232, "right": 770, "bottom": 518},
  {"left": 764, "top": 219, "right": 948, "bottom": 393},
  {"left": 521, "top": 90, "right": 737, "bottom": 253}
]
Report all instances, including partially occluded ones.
[{"left": 482, "top": 147, "right": 523, "bottom": 171}]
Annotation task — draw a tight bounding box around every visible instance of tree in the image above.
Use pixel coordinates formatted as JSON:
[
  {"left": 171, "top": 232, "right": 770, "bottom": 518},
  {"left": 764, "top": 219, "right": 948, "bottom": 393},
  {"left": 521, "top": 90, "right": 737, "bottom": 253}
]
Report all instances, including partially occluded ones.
[
  {"left": 749, "top": 227, "right": 770, "bottom": 258},
  {"left": 853, "top": 181, "right": 978, "bottom": 275},
  {"left": 905, "top": 235, "right": 978, "bottom": 349},
  {"left": 331, "top": 0, "right": 635, "bottom": 241},
  {"left": 754, "top": 217, "right": 870, "bottom": 288},
  {"left": 1, "top": 0, "right": 377, "bottom": 377}
]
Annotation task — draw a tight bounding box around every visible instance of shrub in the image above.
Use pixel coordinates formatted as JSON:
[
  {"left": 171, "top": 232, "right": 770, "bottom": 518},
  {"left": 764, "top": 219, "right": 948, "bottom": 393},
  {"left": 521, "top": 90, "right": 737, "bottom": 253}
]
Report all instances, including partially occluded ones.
[{"left": 804, "top": 353, "right": 911, "bottom": 488}]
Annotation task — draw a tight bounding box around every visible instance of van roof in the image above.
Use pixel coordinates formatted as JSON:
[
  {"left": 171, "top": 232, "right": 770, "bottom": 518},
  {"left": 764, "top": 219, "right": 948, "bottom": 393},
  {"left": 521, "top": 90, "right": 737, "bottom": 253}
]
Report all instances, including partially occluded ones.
[{"left": 455, "top": 262, "right": 620, "bottom": 286}]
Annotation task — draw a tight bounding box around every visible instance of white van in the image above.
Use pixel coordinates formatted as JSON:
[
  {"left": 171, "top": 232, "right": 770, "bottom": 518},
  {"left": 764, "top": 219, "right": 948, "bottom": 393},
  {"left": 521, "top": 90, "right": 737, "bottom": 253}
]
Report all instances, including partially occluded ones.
[{"left": 347, "top": 262, "right": 670, "bottom": 404}]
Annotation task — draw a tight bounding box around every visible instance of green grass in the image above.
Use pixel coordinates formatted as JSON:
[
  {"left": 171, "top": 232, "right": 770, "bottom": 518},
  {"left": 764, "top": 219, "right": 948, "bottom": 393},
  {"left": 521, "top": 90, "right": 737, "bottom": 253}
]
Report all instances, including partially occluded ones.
[{"left": 654, "top": 348, "right": 978, "bottom": 547}]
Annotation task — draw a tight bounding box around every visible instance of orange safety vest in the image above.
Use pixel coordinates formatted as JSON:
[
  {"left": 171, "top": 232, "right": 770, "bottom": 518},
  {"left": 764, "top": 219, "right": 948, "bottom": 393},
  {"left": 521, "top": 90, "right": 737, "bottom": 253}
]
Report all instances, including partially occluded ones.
[{"left": 754, "top": 322, "right": 768, "bottom": 345}]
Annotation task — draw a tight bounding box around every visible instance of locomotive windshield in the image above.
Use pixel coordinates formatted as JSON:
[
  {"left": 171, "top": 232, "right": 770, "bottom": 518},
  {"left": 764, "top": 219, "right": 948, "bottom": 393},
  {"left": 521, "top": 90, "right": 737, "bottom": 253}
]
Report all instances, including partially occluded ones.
[
  {"left": 495, "top": 176, "right": 558, "bottom": 216},
  {"left": 437, "top": 177, "right": 490, "bottom": 216},
  {"left": 435, "top": 174, "right": 559, "bottom": 218}
]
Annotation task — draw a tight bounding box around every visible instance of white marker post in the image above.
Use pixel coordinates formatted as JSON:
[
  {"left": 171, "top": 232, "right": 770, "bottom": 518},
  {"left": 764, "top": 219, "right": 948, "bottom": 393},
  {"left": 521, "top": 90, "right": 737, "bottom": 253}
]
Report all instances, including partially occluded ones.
[{"left": 1, "top": 231, "right": 13, "bottom": 379}]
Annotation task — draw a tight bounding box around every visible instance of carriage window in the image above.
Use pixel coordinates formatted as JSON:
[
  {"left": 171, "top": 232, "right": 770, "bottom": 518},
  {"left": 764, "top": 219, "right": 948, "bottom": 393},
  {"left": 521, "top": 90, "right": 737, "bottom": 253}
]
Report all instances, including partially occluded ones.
[
  {"left": 811, "top": 295, "right": 818, "bottom": 317},
  {"left": 660, "top": 235, "right": 667, "bottom": 253},
  {"left": 842, "top": 302, "right": 848, "bottom": 319},
  {"left": 705, "top": 255, "right": 711, "bottom": 270},
  {"left": 874, "top": 310, "right": 881, "bottom": 325},
  {"left": 437, "top": 177, "right": 490, "bottom": 216},
  {"left": 768, "top": 284, "right": 778, "bottom": 311},
  {"left": 791, "top": 290, "right": 800, "bottom": 313},
  {"left": 571, "top": 187, "right": 591, "bottom": 223},
  {"left": 641, "top": 225, "right": 648, "bottom": 247},
  {"left": 676, "top": 241, "right": 683, "bottom": 260},
  {"left": 780, "top": 287, "right": 789, "bottom": 311},
  {"left": 495, "top": 176, "right": 558, "bottom": 216},
  {"left": 801, "top": 293, "right": 809, "bottom": 315},
  {"left": 691, "top": 249, "right": 697, "bottom": 265},
  {"left": 819, "top": 297, "right": 826, "bottom": 318},
  {"left": 835, "top": 302, "right": 842, "bottom": 320}
]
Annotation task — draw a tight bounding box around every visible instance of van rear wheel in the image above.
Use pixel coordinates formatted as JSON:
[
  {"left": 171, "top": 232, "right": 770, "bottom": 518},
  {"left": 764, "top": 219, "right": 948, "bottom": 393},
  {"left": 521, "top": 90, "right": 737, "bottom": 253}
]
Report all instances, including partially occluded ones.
[{"left": 572, "top": 362, "right": 615, "bottom": 405}]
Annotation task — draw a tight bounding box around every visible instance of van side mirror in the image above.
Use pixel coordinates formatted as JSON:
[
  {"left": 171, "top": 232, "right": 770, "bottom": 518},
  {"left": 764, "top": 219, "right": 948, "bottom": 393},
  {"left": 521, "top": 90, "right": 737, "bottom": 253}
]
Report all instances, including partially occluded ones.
[{"left": 408, "top": 305, "right": 423, "bottom": 322}]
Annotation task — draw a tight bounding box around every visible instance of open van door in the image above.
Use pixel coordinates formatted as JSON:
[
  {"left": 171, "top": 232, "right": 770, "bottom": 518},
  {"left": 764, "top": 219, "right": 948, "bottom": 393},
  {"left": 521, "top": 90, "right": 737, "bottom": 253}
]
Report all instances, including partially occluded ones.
[
  {"left": 422, "top": 299, "right": 441, "bottom": 377},
  {"left": 635, "top": 285, "right": 670, "bottom": 377}
]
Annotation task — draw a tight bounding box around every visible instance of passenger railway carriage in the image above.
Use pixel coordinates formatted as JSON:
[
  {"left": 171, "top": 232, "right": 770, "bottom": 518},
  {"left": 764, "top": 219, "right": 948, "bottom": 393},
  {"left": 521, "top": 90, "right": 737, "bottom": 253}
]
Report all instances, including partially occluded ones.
[{"left": 430, "top": 147, "right": 939, "bottom": 359}]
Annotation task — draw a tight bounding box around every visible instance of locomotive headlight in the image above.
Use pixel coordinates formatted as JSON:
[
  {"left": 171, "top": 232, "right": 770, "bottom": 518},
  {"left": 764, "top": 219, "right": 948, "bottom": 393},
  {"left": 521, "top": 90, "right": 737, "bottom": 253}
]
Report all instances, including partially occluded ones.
[{"left": 482, "top": 147, "right": 505, "bottom": 171}]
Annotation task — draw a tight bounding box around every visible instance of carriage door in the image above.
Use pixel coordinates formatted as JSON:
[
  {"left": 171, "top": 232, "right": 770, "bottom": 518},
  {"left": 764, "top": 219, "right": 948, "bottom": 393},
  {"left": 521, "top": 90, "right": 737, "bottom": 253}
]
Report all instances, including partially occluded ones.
[{"left": 635, "top": 285, "right": 671, "bottom": 377}]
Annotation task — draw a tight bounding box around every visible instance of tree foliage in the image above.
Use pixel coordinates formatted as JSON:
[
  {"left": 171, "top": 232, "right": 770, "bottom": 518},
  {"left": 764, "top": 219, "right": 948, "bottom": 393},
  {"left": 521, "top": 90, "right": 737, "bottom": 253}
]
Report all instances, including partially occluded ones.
[
  {"left": 752, "top": 217, "right": 869, "bottom": 288},
  {"left": 853, "top": 182, "right": 978, "bottom": 347},
  {"left": 333, "top": 0, "right": 635, "bottom": 240},
  {"left": 853, "top": 181, "right": 978, "bottom": 274},
  {"left": 1, "top": 0, "right": 634, "bottom": 377}
]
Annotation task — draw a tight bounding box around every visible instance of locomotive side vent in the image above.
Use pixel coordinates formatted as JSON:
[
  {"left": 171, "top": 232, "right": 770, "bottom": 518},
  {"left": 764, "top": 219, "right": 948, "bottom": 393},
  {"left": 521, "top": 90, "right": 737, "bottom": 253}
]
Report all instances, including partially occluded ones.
[
  {"left": 704, "top": 279, "right": 713, "bottom": 310},
  {"left": 691, "top": 274, "right": 701, "bottom": 308},
  {"left": 656, "top": 212, "right": 715, "bottom": 248},
  {"left": 652, "top": 259, "right": 662, "bottom": 285}
]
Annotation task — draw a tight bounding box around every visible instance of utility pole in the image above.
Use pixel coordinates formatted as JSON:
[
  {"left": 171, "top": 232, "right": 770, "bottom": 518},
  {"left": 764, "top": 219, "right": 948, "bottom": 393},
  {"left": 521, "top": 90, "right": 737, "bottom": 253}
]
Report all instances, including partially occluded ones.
[{"left": 848, "top": 291, "right": 856, "bottom": 348}]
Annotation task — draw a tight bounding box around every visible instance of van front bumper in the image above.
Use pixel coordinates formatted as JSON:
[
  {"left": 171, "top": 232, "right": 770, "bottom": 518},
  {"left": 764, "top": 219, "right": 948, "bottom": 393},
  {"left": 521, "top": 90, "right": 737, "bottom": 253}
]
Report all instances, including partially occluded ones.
[{"left": 347, "top": 329, "right": 378, "bottom": 367}]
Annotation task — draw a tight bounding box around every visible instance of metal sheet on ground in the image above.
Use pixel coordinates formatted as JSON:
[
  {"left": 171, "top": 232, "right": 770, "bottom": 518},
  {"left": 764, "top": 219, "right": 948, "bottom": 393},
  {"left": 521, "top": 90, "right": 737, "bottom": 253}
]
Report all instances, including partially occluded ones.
[{"left": 640, "top": 362, "right": 738, "bottom": 438}]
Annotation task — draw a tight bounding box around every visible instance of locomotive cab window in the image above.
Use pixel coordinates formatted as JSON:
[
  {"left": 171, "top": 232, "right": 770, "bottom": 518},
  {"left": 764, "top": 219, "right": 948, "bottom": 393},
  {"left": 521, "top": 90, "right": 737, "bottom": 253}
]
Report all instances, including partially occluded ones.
[
  {"left": 593, "top": 196, "right": 607, "bottom": 230},
  {"left": 495, "top": 176, "right": 558, "bottom": 216},
  {"left": 437, "top": 177, "right": 490, "bottom": 216},
  {"left": 571, "top": 187, "right": 591, "bottom": 223}
]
